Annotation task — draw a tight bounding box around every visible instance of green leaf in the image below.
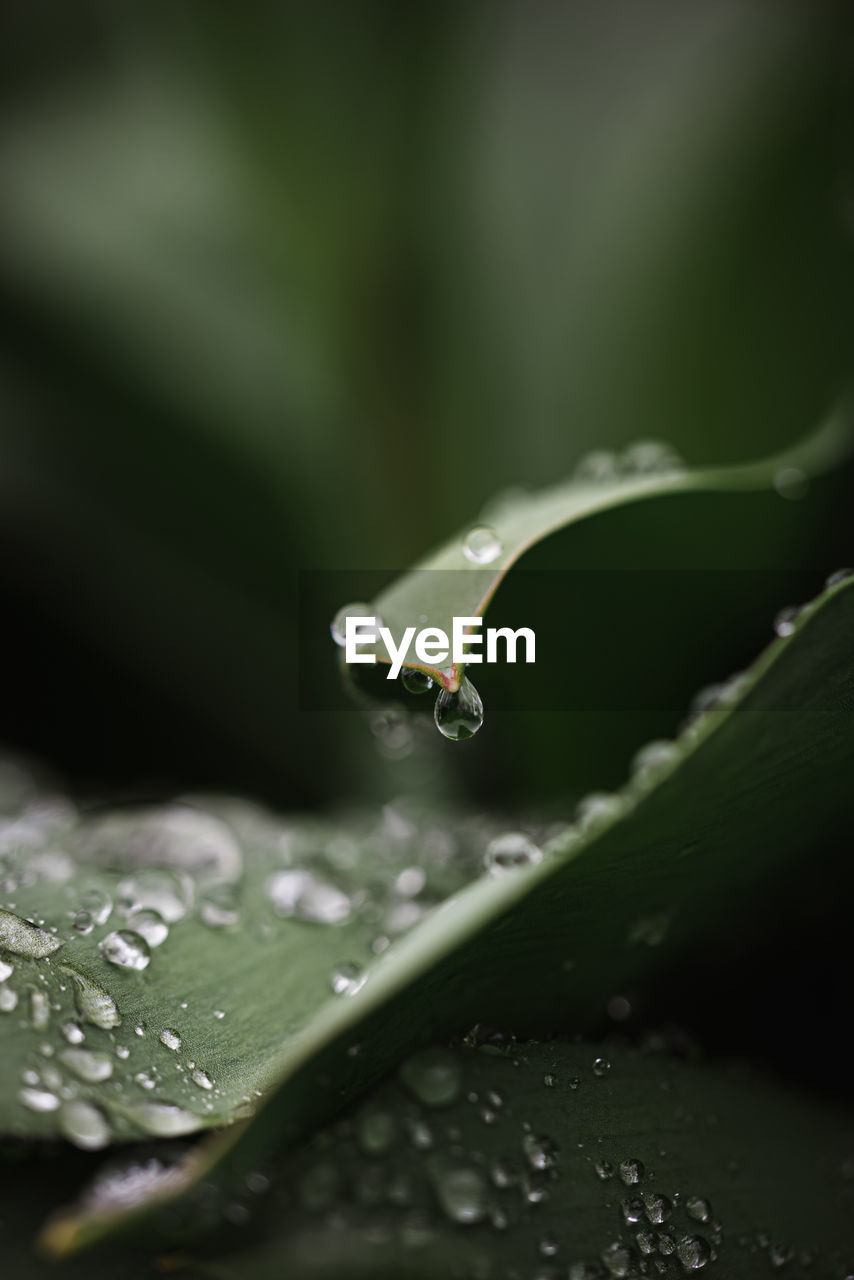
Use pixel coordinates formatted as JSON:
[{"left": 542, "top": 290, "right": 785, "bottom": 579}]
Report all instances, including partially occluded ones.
[
  {"left": 363, "top": 414, "right": 851, "bottom": 689},
  {"left": 179, "top": 1040, "right": 854, "bottom": 1278},
  {"left": 37, "top": 570, "right": 854, "bottom": 1254}
]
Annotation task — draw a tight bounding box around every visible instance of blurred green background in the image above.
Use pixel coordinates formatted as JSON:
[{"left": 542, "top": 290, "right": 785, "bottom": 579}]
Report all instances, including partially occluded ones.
[{"left": 1, "top": 0, "right": 852, "bottom": 813}]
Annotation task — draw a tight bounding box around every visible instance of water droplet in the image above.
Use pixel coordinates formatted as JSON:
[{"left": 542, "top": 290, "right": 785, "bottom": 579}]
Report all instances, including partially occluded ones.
[
  {"left": 522, "top": 1133, "right": 559, "bottom": 1172},
  {"left": 539, "top": 1234, "right": 559, "bottom": 1257},
  {"left": 631, "top": 739, "right": 678, "bottom": 777},
  {"left": 72, "top": 911, "right": 94, "bottom": 935},
  {"left": 592, "top": 1057, "right": 611, "bottom": 1078},
  {"left": 213, "top": 1009, "right": 225, "bottom": 1019},
  {"left": 825, "top": 567, "right": 854, "bottom": 590},
  {"left": 330, "top": 962, "right": 366, "bottom": 996},
  {"left": 58, "top": 1099, "right": 111, "bottom": 1150},
  {"left": 78, "top": 887, "right": 112, "bottom": 926},
  {"left": 118, "top": 869, "right": 191, "bottom": 924},
  {"left": 433, "top": 1167, "right": 489, "bottom": 1225},
  {"left": 434, "top": 676, "right": 484, "bottom": 741},
  {"left": 266, "top": 869, "right": 352, "bottom": 925},
  {"left": 594, "top": 1159, "right": 614, "bottom": 1181},
  {"left": 199, "top": 883, "right": 240, "bottom": 928},
  {"left": 0, "top": 907, "right": 62, "bottom": 958},
  {"left": 357, "top": 1109, "right": 396, "bottom": 1155},
  {"left": 126, "top": 908, "right": 168, "bottom": 948},
  {"left": 685, "top": 1196, "right": 711, "bottom": 1223},
  {"left": 395, "top": 866, "right": 426, "bottom": 897},
  {"left": 59, "top": 1048, "right": 114, "bottom": 1083},
  {"left": 774, "top": 466, "right": 808, "bottom": 500},
  {"left": 128, "top": 1101, "right": 202, "bottom": 1136},
  {"left": 159, "top": 1028, "right": 182, "bottom": 1051},
  {"left": 135, "top": 1070, "right": 157, "bottom": 1090},
  {"left": 773, "top": 605, "right": 801, "bottom": 638},
  {"left": 484, "top": 831, "right": 542, "bottom": 874},
  {"left": 544, "top": 1072, "right": 556, "bottom": 1087},
  {"left": 402, "top": 669, "right": 434, "bottom": 695},
  {"left": 99, "top": 930, "right": 151, "bottom": 971},
  {"left": 575, "top": 450, "right": 619, "bottom": 483},
  {"left": 657, "top": 1232, "right": 677, "bottom": 1256},
  {"left": 621, "top": 439, "right": 683, "bottom": 475},
  {"left": 462, "top": 525, "right": 503, "bottom": 565},
  {"left": 330, "top": 603, "right": 381, "bottom": 647},
  {"left": 601, "top": 1241, "right": 636, "bottom": 1277},
  {"left": 192, "top": 1068, "right": 214, "bottom": 1091},
  {"left": 676, "top": 1235, "right": 711, "bottom": 1271},
  {"left": 60, "top": 966, "right": 121, "bottom": 1028},
  {"left": 18, "top": 1086, "right": 59, "bottom": 1112},
  {"left": 621, "top": 1196, "right": 645, "bottom": 1226},
  {"left": 576, "top": 791, "right": 621, "bottom": 830},
  {"left": 29, "top": 989, "right": 50, "bottom": 1031},
  {"left": 637, "top": 1228, "right": 657, "bottom": 1256},
  {"left": 644, "top": 1192, "right": 672, "bottom": 1225},
  {"left": 629, "top": 913, "right": 671, "bottom": 947},
  {"left": 400, "top": 1048, "right": 462, "bottom": 1108},
  {"left": 768, "top": 1241, "right": 794, "bottom": 1268},
  {"left": 0, "top": 958, "right": 12, "bottom": 983},
  {"left": 61, "top": 1020, "right": 84, "bottom": 1045},
  {"left": 116, "top": 1045, "right": 130, "bottom": 1059},
  {"left": 618, "top": 1158, "right": 644, "bottom": 1186},
  {"left": 607, "top": 996, "right": 631, "bottom": 1022}
]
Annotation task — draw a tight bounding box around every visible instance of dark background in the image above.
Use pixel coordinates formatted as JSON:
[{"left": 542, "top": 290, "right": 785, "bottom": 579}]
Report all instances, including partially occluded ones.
[{"left": 1, "top": 0, "right": 853, "bottom": 1097}]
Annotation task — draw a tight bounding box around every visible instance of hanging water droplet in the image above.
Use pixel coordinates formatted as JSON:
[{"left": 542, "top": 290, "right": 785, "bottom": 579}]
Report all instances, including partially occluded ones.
[
  {"left": 400, "top": 1048, "right": 462, "bottom": 1108},
  {"left": 402, "top": 668, "right": 434, "bottom": 695},
  {"left": 434, "top": 677, "right": 484, "bottom": 741},
  {"left": 58, "top": 1099, "right": 111, "bottom": 1150},
  {"left": 118, "top": 868, "right": 191, "bottom": 924},
  {"left": 329, "top": 962, "right": 366, "bottom": 996},
  {"left": 192, "top": 1067, "right": 214, "bottom": 1091},
  {"left": 128, "top": 1101, "right": 202, "bottom": 1136},
  {"left": 774, "top": 466, "right": 808, "bottom": 500},
  {"left": 462, "top": 525, "right": 503, "bottom": 565},
  {"left": 773, "top": 605, "right": 801, "bottom": 638},
  {"left": 59, "top": 1047, "right": 114, "bottom": 1083},
  {"left": 61, "top": 1020, "right": 84, "bottom": 1045},
  {"left": 330, "top": 603, "right": 381, "bottom": 647},
  {"left": 60, "top": 966, "right": 121, "bottom": 1029},
  {"left": 676, "top": 1235, "right": 711, "bottom": 1271},
  {"left": 685, "top": 1196, "right": 711, "bottom": 1223},
  {"left": 433, "top": 1167, "right": 489, "bottom": 1225},
  {"left": 522, "top": 1132, "right": 559, "bottom": 1172},
  {"left": 1, "top": 986, "right": 20, "bottom": 1013},
  {"left": 618, "top": 1158, "right": 644, "bottom": 1186},
  {"left": 592, "top": 1057, "right": 611, "bottom": 1078},
  {"left": 29, "top": 989, "right": 50, "bottom": 1031},
  {"left": 18, "top": 1086, "right": 59, "bottom": 1112},
  {"left": 0, "top": 907, "right": 62, "bottom": 958},
  {"left": 484, "top": 832, "right": 542, "bottom": 874},
  {"left": 126, "top": 908, "right": 168, "bottom": 948},
  {"left": 159, "top": 1028, "right": 182, "bottom": 1051},
  {"left": 99, "top": 930, "right": 151, "bottom": 971},
  {"left": 266, "top": 869, "right": 352, "bottom": 925}
]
